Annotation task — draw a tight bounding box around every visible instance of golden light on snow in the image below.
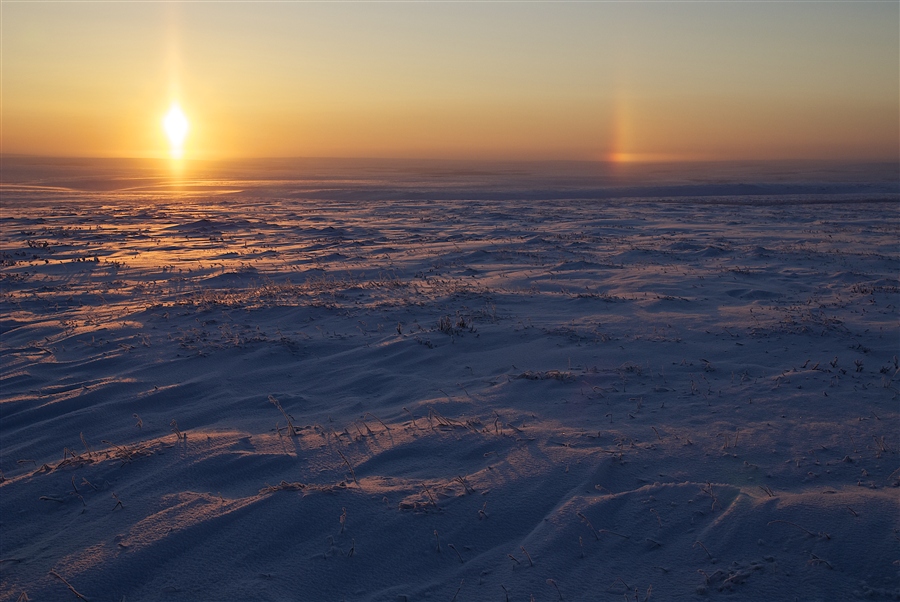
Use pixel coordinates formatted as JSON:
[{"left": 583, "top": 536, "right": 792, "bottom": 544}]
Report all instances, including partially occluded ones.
[{"left": 163, "top": 104, "right": 189, "bottom": 159}]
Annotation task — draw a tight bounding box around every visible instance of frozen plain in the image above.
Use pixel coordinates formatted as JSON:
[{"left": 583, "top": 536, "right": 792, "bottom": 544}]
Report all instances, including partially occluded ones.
[{"left": 1, "top": 158, "right": 898, "bottom": 601}]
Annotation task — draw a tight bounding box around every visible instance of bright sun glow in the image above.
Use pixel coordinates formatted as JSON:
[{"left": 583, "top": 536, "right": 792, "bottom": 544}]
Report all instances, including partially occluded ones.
[{"left": 163, "top": 104, "right": 189, "bottom": 158}]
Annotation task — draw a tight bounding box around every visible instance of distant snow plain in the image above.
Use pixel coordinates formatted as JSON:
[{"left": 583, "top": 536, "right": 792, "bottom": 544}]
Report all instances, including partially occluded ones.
[{"left": 1, "top": 158, "right": 898, "bottom": 601}]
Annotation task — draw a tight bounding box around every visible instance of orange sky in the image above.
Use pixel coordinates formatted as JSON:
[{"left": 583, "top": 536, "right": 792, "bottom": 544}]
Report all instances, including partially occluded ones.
[{"left": 2, "top": 2, "right": 897, "bottom": 162}]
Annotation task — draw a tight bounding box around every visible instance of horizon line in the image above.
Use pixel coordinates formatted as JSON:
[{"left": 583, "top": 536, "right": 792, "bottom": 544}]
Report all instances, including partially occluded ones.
[{"left": 3, "top": 153, "right": 897, "bottom": 166}]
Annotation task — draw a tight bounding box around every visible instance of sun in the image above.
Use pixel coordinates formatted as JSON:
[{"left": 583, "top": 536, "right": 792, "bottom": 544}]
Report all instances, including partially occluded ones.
[{"left": 163, "top": 104, "right": 189, "bottom": 159}]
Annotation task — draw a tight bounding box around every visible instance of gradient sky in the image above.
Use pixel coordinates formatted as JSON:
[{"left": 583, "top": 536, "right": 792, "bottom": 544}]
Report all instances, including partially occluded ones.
[{"left": 2, "top": 1, "right": 897, "bottom": 162}]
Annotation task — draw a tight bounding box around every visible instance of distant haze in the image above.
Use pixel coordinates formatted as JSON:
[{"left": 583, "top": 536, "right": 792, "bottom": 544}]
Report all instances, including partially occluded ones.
[
  {"left": 2, "top": 156, "right": 896, "bottom": 206},
  {"left": 2, "top": 2, "right": 897, "bottom": 162}
]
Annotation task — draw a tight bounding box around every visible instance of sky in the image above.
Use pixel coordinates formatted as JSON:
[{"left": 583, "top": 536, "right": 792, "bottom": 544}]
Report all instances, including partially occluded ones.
[{"left": 1, "top": 1, "right": 897, "bottom": 163}]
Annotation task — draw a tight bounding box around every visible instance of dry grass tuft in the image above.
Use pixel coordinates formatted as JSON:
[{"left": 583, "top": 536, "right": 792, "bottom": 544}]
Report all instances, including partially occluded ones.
[
  {"left": 268, "top": 395, "right": 297, "bottom": 436},
  {"left": 49, "top": 571, "right": 89, "bottom": 601}
]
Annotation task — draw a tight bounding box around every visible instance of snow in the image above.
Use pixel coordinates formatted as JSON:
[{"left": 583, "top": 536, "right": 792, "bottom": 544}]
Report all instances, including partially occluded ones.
[{"left": 1, "top": 158, "right": 898, "bottom": 601}]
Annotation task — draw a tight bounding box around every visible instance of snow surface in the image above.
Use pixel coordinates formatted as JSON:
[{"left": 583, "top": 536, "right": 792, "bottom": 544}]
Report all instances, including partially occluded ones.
[{"left": 1, "top": 160, "right": 898, "bottom": 601}]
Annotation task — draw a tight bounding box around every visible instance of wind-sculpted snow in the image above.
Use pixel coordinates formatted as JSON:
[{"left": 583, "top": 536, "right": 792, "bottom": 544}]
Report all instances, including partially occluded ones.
[{"left": 0, "top": 169, "right": 898, "bottom": 601}]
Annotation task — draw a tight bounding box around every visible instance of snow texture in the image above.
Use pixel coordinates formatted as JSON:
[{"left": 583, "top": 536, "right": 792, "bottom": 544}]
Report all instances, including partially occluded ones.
[{"left": 1, "top": 158, "right": 898, "bottom": 601}]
